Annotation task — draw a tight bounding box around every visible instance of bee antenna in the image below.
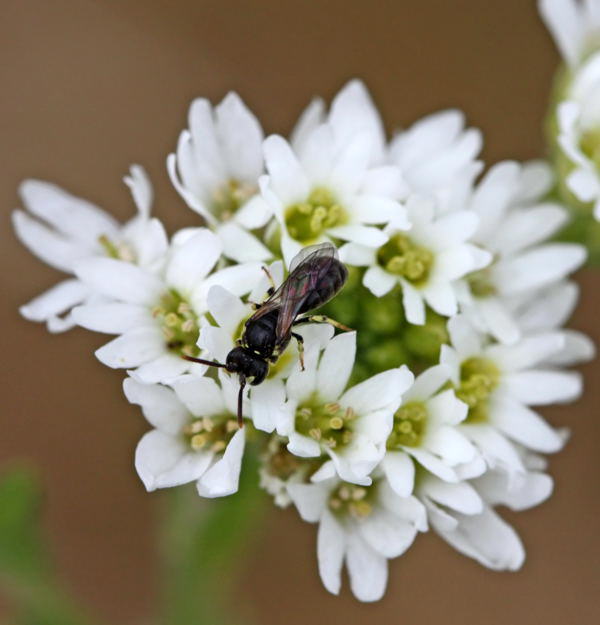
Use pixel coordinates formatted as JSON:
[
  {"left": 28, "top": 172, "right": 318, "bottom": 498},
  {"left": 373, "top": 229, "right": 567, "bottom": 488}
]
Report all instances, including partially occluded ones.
[
  {"left": 182, "top": 355, "right": 227, "bottom": 368},
  {"left": 237, "top": 375, "right": 246, "bottom": 428}
]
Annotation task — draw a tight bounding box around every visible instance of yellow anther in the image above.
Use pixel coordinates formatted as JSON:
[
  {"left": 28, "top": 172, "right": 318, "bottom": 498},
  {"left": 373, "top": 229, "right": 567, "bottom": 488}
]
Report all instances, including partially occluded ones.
[
  {"left": 308, "top": 428, "right": 322, "bottom": 441},
  {"left": 211, "top": 440, "right": 226, "bottom": 453},
  {"left": 190, "top": 434, "right": 207, "bottom": 450},
  {"left": 329, "top": 416, "right": 344, "bottom": 430},
  {"left": 352, "top": 487, "right": 367, "bottom": 501}
]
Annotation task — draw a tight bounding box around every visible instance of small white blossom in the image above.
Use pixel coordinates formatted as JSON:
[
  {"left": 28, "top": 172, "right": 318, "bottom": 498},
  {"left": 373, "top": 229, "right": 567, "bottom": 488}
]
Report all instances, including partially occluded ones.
[
  {"left": 167, "top": 92, "right": 273, "bottom": 262},
  {"left": 388, "top": 109, "right": 483, "bottom": 213},
  {"left": 260, "top": 83, "right": 408, "bottom": 266},
  {"left": 287, "top": 474, "right": 427, "bottom": 602},
  {"left": 72, "top": 228, "right": 262, "bottom": 383},
  {"left": 252, "top": 331, "right": 414, "bottom": 485},
  {"left": 341, "top": 195, "right": 491, "bottom": 324},
  {"left": 124, "top": 373, "right": 247, "bottom": 497},
  {"left": 13, "top": 166, "right": 167, "bottom": 332},
  {"left": 459, "top": 161, "right": 586, "bottom": 343},
  {"left": 441, "top": 316, "right": 580, "bottom": 479},
  {"left": 381, "top": 364, "right": 481, "bottom": 496}
]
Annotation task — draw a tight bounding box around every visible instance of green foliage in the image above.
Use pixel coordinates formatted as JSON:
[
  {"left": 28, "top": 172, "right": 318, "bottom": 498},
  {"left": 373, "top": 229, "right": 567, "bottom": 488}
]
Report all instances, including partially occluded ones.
[{"left": 0, "top": 465, "right": 95, "bottom": 625}]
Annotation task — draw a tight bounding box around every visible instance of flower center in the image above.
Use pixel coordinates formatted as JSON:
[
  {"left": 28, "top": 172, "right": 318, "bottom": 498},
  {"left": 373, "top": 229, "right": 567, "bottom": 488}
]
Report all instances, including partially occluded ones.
[
  {"left": 183, "top": 414, "right": 239, "bottom": 453},
  {"left": 152, "top": 289, "right": 200, "bottom": 357},
  {"left": 579, "top": 127, "right": 600, "bottom": 171},
  {"left": 295, "top": 395, "right": 356, "bottom": 449},
  {"left": 376, "top": 233, "right": 433, "bottom": 284},
  {"left": 98, "top": 234, "right": 136, "bottom": 262},
  {"left": 467, "top": 267, "right": 496, "bottom": 297},
  {"left": 212, "top": 179, "right": 257, "bottom": 221},
  {"left": 263, "top": 436, "right": 318, "bottom": 480},
  {"left": 456, "top": 357, "right": 500, "bottom": 423},
  {"left": 328, "top": 482, "right": 375, "bottom": 519},
  {"left": 387, "top": 401, "right": 427, "bottom": 448},
  {"left": 284, "top": 187, "right": 347, "bottom": 243}
]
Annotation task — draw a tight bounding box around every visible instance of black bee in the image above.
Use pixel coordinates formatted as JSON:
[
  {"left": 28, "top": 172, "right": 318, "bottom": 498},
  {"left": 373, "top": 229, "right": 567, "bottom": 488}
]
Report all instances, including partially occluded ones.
[{"left": 184, "top": 242, "right": 350, "bottom": 426}]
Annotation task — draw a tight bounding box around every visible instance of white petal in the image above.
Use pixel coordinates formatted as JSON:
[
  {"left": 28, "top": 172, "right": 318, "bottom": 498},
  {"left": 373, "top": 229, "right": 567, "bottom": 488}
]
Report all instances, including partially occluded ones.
[
  {"left": 490, "top": 395, "right": 564, "bottom": 453},
  {"left": 346, "top": 533, "right": 388, "bottom": 603},
  {"left": 124, "top": 164, "right": 153, "bottom": 217},
  {"left": 166, "top": 229, "right": 221, "bottom": 295},
  {"left": 197, "top": 429, "right": 245, "bottom": 498},
  {"left": 434, "top": 506, "right": 524, "bottom": 571},
  {"left": 287, "top": 432, "right": 321, "bottom": 458},
  {"left": 263, "top": 135, "right": 310, "bottom": 205},
  {"left": 250, "top": 379, "right": 287, "bottom": 433},
  {"left": 19, "top": 279, "right": 88, "bottom": 323},
  {"left": 72, "top": 302, "right": 150, "bottom": 334},
  {"left": 123, "top": 377, "right": 188, "bottom": 434},
  {"left": 135, "top": 430, "right": 212, "bottom": 491},
  {"left": 461, "top": 424, "right": 524, "bottom": 475},
  {"left": 404, "top": 364, "right": 451, "bottom": 402},
  {"left": 425, "top": 426, "right": 476, "bottom": 465},
  {"left": 338, "top": 242, "right": 376, "bottom": 266},
  {"left": 234, "top": 195, "right": 273, "bottom": 229},
  {"left": 95, "top": 327, "right": 165, "bottom": 369},
  {"left": 362, "top": 265, "right": 397, "bottom": 297},
  {"left": 538, "top": 0, "right": 583, "bottom": 65},
  {"left": 217, "top": 222, "right": 272, "bottom": 262},
  {"left": 193, "top": 263, "right": 262, "bottom": 310},
  {"left": 502, "top": 370, "right": 582, "bottom": 405},
  {"left": 133, "top": 353, "right": 194, "bottom": 384},
  {"left": 206, "top": 285, "right": 250, "bottom": 334},
  {"left": 74, "top": 257, "right": 164, "bottom": 305},
  {"left": 198, "top": 325, "right": 233, "bottom": 363},
  {"left": 421, "top": 477, "right": 483, "bottom": 514},
  {"left": 171, "top": 375, "right": 226, "bottom": 417},
  {"left": 475, "top": 470, "right": 553, "bottom": 511},
  {"left": 400, "top": 279, "right": 426, "bottom": 325},
  {"left": 326, "top": 224, "right": 387, "bottom": 247},
  {"left": 290, "top": 97, "right": 325, "bottom": 153},
  {"left": 351, "top": 195, "right": 404, "bottom": 224},
  {"left": 287, "top": 482, "right": 329, "bottom": 522},
  {"left": 359, "top": 510, "right": 417, "bottom": 558},
  {"left": 317, "top": 510, "right": 345, "bottom": 595},
  {"left": 19, "top": 179, "right": 118, "bottom": 244},
  {"left": 215, "top": 92, "right": 264, "bottom": 182},
  {"left": 405, "top": 447, "right": 458, "bottom": 482},
  {"left": 13, "top": 210, "right": 92, "bottom": 273},
  {"left": 317, "top": 331, "right": 356, "bottom": 402},
  {"left": 476, "top": 297, "right": 520, "bottom": 345},
  {"left": 340, "top": 366, "right": 413, "bottom": 415},
  {"left": 493, "top": 244, "right": 586, "bottom": 296},
  {"left": 381, "top": 451, "right": 415, "bottom": 497},
  {"left": 421, "top": 281, "right": 458, "bottom": 317}
]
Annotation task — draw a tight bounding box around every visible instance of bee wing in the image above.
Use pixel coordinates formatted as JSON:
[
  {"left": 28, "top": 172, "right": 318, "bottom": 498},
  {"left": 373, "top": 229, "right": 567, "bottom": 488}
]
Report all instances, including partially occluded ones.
[{"left": 275, "top": 243, "right": 338, "bottom": 340}]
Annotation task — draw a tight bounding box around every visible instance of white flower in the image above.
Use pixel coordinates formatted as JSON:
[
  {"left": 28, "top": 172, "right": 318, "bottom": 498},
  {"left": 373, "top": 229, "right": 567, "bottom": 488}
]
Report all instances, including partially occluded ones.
[
  {"left": 425, "top": 453, "right": 554, "bottom": 571},
  {"left": 511, "top": 280, "right": 596, "bottom": 365},
  {"left": 72, "top": 228, "right": 262, "bottom": 383},
  {"left": 124, "top": 373, "right": 247, "bottom": 497},
  {"left": 167, "top": 92, "right": 273, "bottom": 262},
  {"left": 540, "top": 1, "right": 600, "bottom": 219},
  {"left": 290, "top": 79, "right": 388, "bottom": 166},
  {"left": 381, "top": 364, "right": 481, "bottom": 497},
  {"left": 341, "top": 195, "right": 491, "bottom": 324},
  {"left": 260, "top": 84, "right": 408, "bottom": 266},
  {"left": 440, "top": 316, "right": 580, "bottom": 478},
  {"left": 388, "top": 109, "right": 482, "bottom": 213},
  {"left": 287, "top": 474, "right": 427, "bottom": 602},
  {"left": 12, "top": 165, "right": 167, "bottom": 332},
  {"left": 459, "top": 161, "right": 586, "bottom": 343},
  {"left": 252, "top": 331, "right": 414, "bottom": 485},
  {"left": 538, "top": 0, "right": 600, "bottom": 67}
]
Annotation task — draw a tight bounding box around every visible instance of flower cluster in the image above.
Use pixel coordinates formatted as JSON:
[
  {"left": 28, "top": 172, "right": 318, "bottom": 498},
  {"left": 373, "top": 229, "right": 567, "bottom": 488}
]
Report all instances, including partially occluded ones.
[
  {"left": 13, "top": 79, "right": 592, "bottom": 602},
  {"left": 540, "top": 0, "right": 600, "bottom": 248}
]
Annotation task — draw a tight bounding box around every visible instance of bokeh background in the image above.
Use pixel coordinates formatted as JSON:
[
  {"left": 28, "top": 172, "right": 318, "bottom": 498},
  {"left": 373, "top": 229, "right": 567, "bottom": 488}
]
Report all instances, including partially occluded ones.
[{"left": 1, "top": 1, "right": 599, "bottom": 623}]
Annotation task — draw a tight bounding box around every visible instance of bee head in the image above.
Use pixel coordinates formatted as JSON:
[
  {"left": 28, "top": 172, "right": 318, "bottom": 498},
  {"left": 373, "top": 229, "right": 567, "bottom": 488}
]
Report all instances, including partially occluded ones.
[{"left": 225, "top": 347, "right": 268, "bottom": 385}]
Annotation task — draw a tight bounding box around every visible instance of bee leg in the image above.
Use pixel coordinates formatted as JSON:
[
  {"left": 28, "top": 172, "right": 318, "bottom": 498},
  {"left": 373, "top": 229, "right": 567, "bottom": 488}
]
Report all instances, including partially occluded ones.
[
  {"left": 261, "top": 265, "right": 277, "bottom": 295},
  {"left": 291, "top": 332, "right": 305, "bottom": 371},
  {"left": 293, "top": 315, "right": 353, "bottom": 333}
]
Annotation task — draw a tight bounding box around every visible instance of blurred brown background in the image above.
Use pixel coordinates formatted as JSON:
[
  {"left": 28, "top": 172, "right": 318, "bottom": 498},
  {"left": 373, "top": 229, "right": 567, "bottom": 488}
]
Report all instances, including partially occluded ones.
[{"left": 1, "top": 1, "right": 599, "bottom": 623}]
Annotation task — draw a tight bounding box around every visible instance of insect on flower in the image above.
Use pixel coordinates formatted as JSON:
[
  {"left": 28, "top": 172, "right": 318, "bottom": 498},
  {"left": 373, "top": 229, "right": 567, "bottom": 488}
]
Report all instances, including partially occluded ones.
[{"left": 184, "top": 242, "right": 351, "bottom": 426}]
